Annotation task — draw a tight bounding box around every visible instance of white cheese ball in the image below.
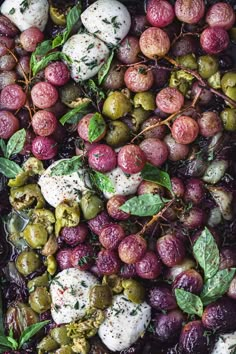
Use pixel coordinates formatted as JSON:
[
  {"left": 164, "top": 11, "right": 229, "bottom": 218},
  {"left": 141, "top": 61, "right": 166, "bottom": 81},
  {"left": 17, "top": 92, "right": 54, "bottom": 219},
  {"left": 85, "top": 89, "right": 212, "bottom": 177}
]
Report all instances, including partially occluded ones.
[
  {"left": 1, "top": 0, "right": 49, "bottom": 31},
  {"left": 38, "top": 159, "right": 91, "bottom": 208},
  {"left": 103, "top": 167, "right": 142, "bottom": 199},
  {"left": 50, "top": 268, "right": 99, "bottom": 324},
  {"left": 211, "top": 332, "right": 236, "bottom": 354},
  {"left": 62, "top": 33, "right": 109, "bottom": 81},
  {"left": 81, "top": 0, "right": 131, "bottom": 45},
  {"left": 98, "top": 294, "right": 151, "bottom": 352}
]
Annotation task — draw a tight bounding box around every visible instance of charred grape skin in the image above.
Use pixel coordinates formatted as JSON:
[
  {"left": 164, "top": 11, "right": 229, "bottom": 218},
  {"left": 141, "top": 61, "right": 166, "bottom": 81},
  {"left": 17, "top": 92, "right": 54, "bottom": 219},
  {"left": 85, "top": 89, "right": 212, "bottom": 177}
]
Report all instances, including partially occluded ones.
[
  {"left": 200, "top": 27, "right": 229, "bottom": 55},
  {"left": 77, "top": 113, "right": 106, "bottom": 143},
  {"left": 31, "top": 110, "right": 57, "bottom": 137},
  {"left": 56, "top": 249, "right": 73, "bottom": 270},
  {"left": 31, "top": 136, "right": 58, "bottom": 160},
  {"left": 139, "top": 138, "right": 169, "bottom": 167},
  {"left": 184, "top": 178, "right": 205, "bottom": 205},
  {"left": 148, "top": 283, "right": 177, "bottom": 311},
  {"left": 172, "top": 269, "right": 203, "bottom": 294},
  {"left": 141, "top": 116, "right": 167, "bottom": 140},
  {"left": 88, "top": 211, "right": 112, "bottom": 236},
  {"left": 181, "top": 207, "right": 205, "bottom": 230},
  {"left": 116, "top": 36, "right": 140, "bottom": 65},
  {"left": 60, "top": 224, "right": 88, "bottom": 247},
  {"left": 206, "top": 2, "right": 235, "bottom": 30},
  {"left": 44, "top": 61, "right": 70, "bottom": 87},
  {"left": 99, "top": 224, "right": 126, "bottom": 250},
  {"left": 171, "top": 115, "right": 199, "bottom": 145},
  {"left": 175, "top": 0, "right": 205, "bottom": 24},
  {"left": 0, "top": 84, "right": 26, "bottom": 110},
  {"left": 156, "top": 87, "right": 184, "bottom": 114},
  {"left": 96, "top": 249, "right": 121, "bottom": 276},
  {"left": 88, "top": 144, "right": 117, "bottom": 173},
  {"left": 70, "top": 244, "right": 94, "bottom": 271},
  {"left": 154, "top": 310, "right": 186, "bottom": 343},
  {"left": 171, "top": 177, "right": 185, "bottom": 198},
  {"left": 0, "top": 110, "right": 19, "bottom": 139},
  {"left": 117, "top": 144, "right": 146, "bottom": 174},
  {"left": 202, "top": 297, "right": 236, "bottom": 333},
  {"left": 118, "top": 234, "right": 147, "bottom": 264},
  {"left": 124, "top": 65, "right": 154, "bottom": 92},
  {"left": 164, "top": 134, "right": 190, "bottom": 161},
  {"left": 135, "top": 251, "right": 162, "bottom": 279},
  {"left": 179, "top": 321, "right": 208, "bottom": 354},
  {"left": 146, "top": 0, "right": 175, "bottom": 28},
  {"left": 156, "top": 234, "right": 185, "bottom": 268},
  {"left": 197, "top": 112, "right": 222, "bottom": 138},
  {"left": 106, "top": 195, "right": 130, "bottom": 221},
  {"left": 139, "top": 27, "right": 170, "bottom": 58},
  {"left": 20, "top": 27, "right": 44, "bottom": 52},
  {"left": 31, "top": 82, "right": 58, "bottom": 109}
]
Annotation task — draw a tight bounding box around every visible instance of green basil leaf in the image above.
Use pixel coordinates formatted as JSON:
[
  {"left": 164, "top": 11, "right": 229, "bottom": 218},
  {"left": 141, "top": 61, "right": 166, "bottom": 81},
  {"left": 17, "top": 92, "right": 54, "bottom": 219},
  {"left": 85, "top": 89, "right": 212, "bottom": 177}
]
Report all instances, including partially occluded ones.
[
  {"left": 0, "top": 336, "right": 13, "bottom": 349},
  {"left": 50, "top": 156, "right": 82, "bottom": 176},
  {"left": 98, "top": 50, "right": 114, "bottom": 85},
  {"left": 200, "top": 268, "right": 236, "bottom": 306},
  {"left": 6, "top": 336, "right": 18, "bottom": 350},
  {"left": 91, "top": 171, "right": 115, "bottom": 193},
  {"left": 6, "top": 129, "right": 26, "bottom": 159},
  {"left": 0, "top": 139, "right": 7, "bottom": 157},
  {"left": 60, "top": 101, "right": 91, "bottom": 125},
  {"left": 193, "top": 227, "right": 220, "bottom": 280},
  {"left": 83, "top": 79, "right": 106, "bottom": 101},
  {"left": 119, "top": 194, "right": 169, "bottom": 216},
  {"left": 32, "top": 52, "right": 71, "bottom": 76},
  {"left": 18, "top": 320, "right": 50, "bottom": 349},
  {"left": 30, "top": 39, "right": 53, "bottom": 71},
  {"left": 175, "top": 289, "right": 203, "bottom": 317},
  {"left": 141, "top": 163, "right": 172, "bottom": 191},
  {"left": 0, "top": 158, "right": 23, "bottom": 178},
  {"left": 88, "top": 112, "right": 106, "bottom": 143}
]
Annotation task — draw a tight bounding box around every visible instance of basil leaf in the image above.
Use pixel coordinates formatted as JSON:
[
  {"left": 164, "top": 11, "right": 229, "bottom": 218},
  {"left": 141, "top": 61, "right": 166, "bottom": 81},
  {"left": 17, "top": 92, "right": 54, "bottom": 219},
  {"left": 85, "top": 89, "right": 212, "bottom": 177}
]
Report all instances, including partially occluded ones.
[
  {"left": 91, "top": 171, "right": 115, "bottom": 193},
  {"left": 32, "top": 52, "right": 71, "bottom": 76},
  {"left": 18, "top": 320, "right": 50, "bottom": 349},
  {"left": 6, "top": 336, "right": 18, "bottom": 350},
  {"left": 141, "top": 163, "right": 172, "bottom": 191},
  {"left": 83, "top": 79, "right": 106, "bottom": 101},
  {"left": 0, "top": 336, "right": 13, "bottom": 349},
  {"left": 98, "top": 50, "right": 114, "bottom": 85},
  {"left": 6, "top": 129, "right": 26, "bottom": 159},
  {"left": 60, "top": 101, "right": 91, "bottom": 125},
  {"left": 175, "top": 289, "right": 203, "bottom": 317},
  {"left": 0, "top": 158, "right": 22, "bottom": 178},
  {"left": 0, "top": 139, "right": 7, "bottom": 157},
  {"left": 50, "top": 156, "right": 82, "bottom": 176},
  {"left": 193, "top": 227, "right": 220, "bottom": 280},
  {"left": 88, "top": 112, "right": 106, "bottom": 143},
  {"left": 201, "top": 268, "right": 236, "bottom": 306},
  {"left": 52, "top": 3, "right": 82, "bottom": 48},
  {"left": 119, "top": 194, "right": 169, "bottom": 216}
]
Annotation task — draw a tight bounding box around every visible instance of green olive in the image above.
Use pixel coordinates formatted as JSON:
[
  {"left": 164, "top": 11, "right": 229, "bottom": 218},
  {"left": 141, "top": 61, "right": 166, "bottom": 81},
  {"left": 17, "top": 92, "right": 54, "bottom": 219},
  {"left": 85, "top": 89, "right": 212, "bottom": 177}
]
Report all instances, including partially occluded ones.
[
  {"left": 42, "top": 235, "right": 58, "bottom": 256},
  {"left": 50, "top": 326, "right": 71, "bottom": 346},
  {"left": 37, "top": 335, "right": 59, "bottom": 351},
  {"left": 55, "top": 201, "right": 80, "bottom": 236},
  {"left": 198, "top": 55, "right": 219, "bottom": 79},
  {"left": 27, "top": 272, "right": 49, "bottom": 292},
  {"left": 208, "top": 71, "right": 221, "bottom": 89},
  {"left": 80, "top": 192, "right": 104, "bottom": 220},
  {"left": 133, "top": 92, "right": 155, "bottom": 111},
  {"left": 169, "top": 71, "right": 192, "bottom": 96},
  {"left": 89, "top": 284, "right": 112, "bottom": 309},
  {"left": 8, "top": 171, "right": 28, "bottom": 188},
  {"left": 54, "top": 346, "right": 74, "bottom": 354},
  {"left": 220, "top": 108, "right": 236, "bottom": 131},
  {"left": 102, "top": 91, "right": 132, "bottom": 120},
  {"left": 221, "top": 72, "right": 236, "bottom": 103},
  {"left": 10, "top": 184, "right": 45, "bottom": 211},
  {"left": 105, "top": 120, "right": 130, "bottom": 147},
  {"left": 16, "top": 250, "right": 41, "bottom": 276},
  {"left": 122, "top": 279, "right": 145, "bottom": 304},
  {"left": 131, "top": 107, "right": 150, "bottom": 131},
  {"left": 29, "top": 287, "right": 51, "bottom": 314},
  {"left": 102, "top": 275, "right": 123, "bottom": 293},
  {"left": 23, "top": 223, "right": 48, "bottom": 249},
  {"left": 31, "top": 209, "right": 55, "bottom": 234},
  {"left": 230, "top": 27, "right": 236, "bottom": 43},
  {"left": 23, "top": 157, "right": 45, "bottom": 176},
  {"left": 177, "top": 54, "right": 198, "bottom": 70},
  {"left": 46, "top": 255, "right": 57, "bottom": 275},
  {"left": 59, "top": 82, "right": 84, "bottom": 108}
]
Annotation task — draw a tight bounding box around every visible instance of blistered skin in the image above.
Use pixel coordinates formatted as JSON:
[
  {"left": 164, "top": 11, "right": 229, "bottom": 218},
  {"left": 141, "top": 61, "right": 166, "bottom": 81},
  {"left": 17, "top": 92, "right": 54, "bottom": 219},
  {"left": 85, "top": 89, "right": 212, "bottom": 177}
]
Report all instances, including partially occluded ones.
[
  {"left": 32, "top": 110, "right": 57, "bottom": 137},
  {"left": 31, "top": 82, "right": 58, "bottom": 109},
  {"left": 175, "top": 0, "right": 205, "bottom": 24},
  {"left": 118, "top": 234, "right": 147, "bottom": 264},
  {"left": 156, "top": 87, "right": 184, "bottom": 114},
  {"left": 124, "top": 65, "right": 154, "bottom": 92},
  {"left": 147, "top": 0, "right": 175, "bottom": 28},
  {"left": 206, "top": 2, "right": 235, "bottom": 30},
  {"left": 139, "top": 138, "right": 169, "bottom": 167},
  {"left": 171, "top": 116, "right": 199, "bottom": 144},
  {"left": 0, "top": 84, "right": 26, "bottom": 110},
  {"left": 156, "top": 234, "right": 186, "bottom": 267},
  {"left": 32, "top": 136, "right": 58, "bottom": 161},
  {"left": 179, "top": 321, "right": 208, "bottom": 354},
  {"left": 118, "top": 144, "right": 146, "bottom": 174},
  {"left": 139, "top": 27, "right": 170, "bottom": 58},
  {"left": 200, "top": 27, "right": 229, "bottom": 55},
  {"left": 0, "top": 110, "right": 19, "bottom": 139}
]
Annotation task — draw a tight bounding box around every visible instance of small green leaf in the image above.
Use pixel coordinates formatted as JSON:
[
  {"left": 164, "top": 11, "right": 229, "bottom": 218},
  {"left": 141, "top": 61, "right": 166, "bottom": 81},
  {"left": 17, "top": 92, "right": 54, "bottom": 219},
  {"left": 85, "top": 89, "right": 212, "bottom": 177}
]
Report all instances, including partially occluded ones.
[
  {"left": 6, "top": 336, "right": 18, "bottom": 350},
  {"left": 175, "top": 289, "right": 203, "bottom": 317},
  {"left": 60, "top": 101, "right": 91, "bottom": 125},
  {"left": 6, "top": 129, "right": 26, "bottom": 158},
  {"left": 193, "top": 227, "right": 220, "bottom": 280},
  {"left": 0, "top": 336, "right": 13, "bottom": 349},
  {"left": 88, "top": 112, "right": 106, "bottom": 143},
  {"left": 0, "top": 158, "right": 22, "bottom": 178},
  {"left": 32, "top": 52, "right": 71, "bottom": 76},
  {"left": 141, "top": 163, "right": 172, "bottom": 191},
  {"left": 119, "top": 194, "right": 169, "bottom": 216},
  {"left": 200, "top": 268, "right": 236, "bottom": 306},
  {"left": 91, "top": 171, "right": 115, "bottom": 193},
  {"left": 98, "top": 50, "right": 115, "bottom": 85},
  {"left": 18, "top": 320, "right": 50, "bottom": 349},
  {"left": 50, "top": 156, "right": 82, "bottom": 176},
  {"left": 0, "top": 139, "right": 7, "bottom": 157}
]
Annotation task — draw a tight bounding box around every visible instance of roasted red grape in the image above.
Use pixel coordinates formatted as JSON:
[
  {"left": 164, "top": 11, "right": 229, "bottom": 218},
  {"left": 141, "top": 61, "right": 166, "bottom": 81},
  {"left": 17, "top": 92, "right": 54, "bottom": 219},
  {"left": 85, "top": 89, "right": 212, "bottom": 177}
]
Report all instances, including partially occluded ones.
[
  {"left": 175, "top": 0, "right": 205, "bottom": 24},
  {"left": 184, "top": 178, "right": 205, "bottom": 205},
  {"left": 141, "top": 116, "right": 167, "bottom": 139},
  {"left": 197, "top": 111, "right": 222, "bottom": 137},
  {"left": 206, "top": 2, "right": 235, "bottom": 30},
  {"left": 0, "top": 110, "right": 19, "bottom": 139},
  {"left": 0, "top": 84, "right": 26, "bottom": 110},
  {"left": 147, "top": 0, "right": 175, "bottom": 28},
  {"left": 171, "top": 177, "right": 185, "bottom": 198},
  {"left": 56, "top": 249, "right": 72, "bottom": 270},
  {"left": 32, "top": 110, "right": 57, "bottom": 137},
  {"left": 135, "top": 251, "right": 162, "bottom": 279},
  {"left": 156, "top": 87, "right": 184, "bottom": 114},
  {"left": 32, "top": 136, "right": 58, "bottom": 160},
  {"left": 124, "top": 65, "right": 154, "bottom": 92},
  {"left": 44, "top": 61, "right": 70, "bottom": 86},
  {"left": 137, "top": 180, "right": 164, "bottom": 196},
  {"left": 88, "top": 144, "right": 117, "bottom": 172},
  {"left": 139, "top": 27, "right": 170, "bottom": 58},
  {"left": 31, "top": 82, "right": 58, "bottom": 109},
  {"left": 106, "top": 195, "right": 130, "bottom": 220},
  {"left": 148, "top": 283, "right": 177, "bottom": 311},
  {"left": 60, "top": 224, "right": 88, "bottom": 246},
  {"left": 96, "top": 250, "right": 121, "bottom": 275},
  {"left": 118, "top": 234, "right": 147, "bottom": 264},
  {"left": 164, "top": 134, "right": 190, "bottom": 161},
  {"left": 139, "top": 138, "right": 169, "bottom": 167},
  {"left": 116, "top": 36, "right": 140, "bottom": 64},
  {"left": 70, "top": 244, "right": 94, "bottom": 271},
  {"left": 78, "top": 113, "right": 106, "bottom": 142},
  {"left": 200, "top": 27, "right": 229, "bottom": 54},
  {"left": 173, "top": 269, "right": 203, "bottom": 294},
  {"left": 118, "top": 144, "right": 146, "bottom": 174},
  {"left": 88, "top": 211, "right": 112, "bottom": 235},
  {"left": 20, "top": 27, "right": 44, "bottom": 52},
  {"left": 171, "top": 116, "right": 199, "bottom": 144},
  {"left": 156, "top": 234, "right": 185, "bottom": 267},
  {"left": 99, "top": 224, "right": 126, "bottom": 250}
]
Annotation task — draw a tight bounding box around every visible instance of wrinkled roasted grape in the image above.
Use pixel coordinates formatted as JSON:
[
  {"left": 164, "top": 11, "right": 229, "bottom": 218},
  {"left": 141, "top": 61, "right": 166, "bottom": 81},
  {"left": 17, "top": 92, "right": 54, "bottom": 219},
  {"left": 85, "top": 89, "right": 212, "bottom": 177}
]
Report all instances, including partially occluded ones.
[
  {"left": 0, "top": 54, "right": 16, "bottom": 71},
  {"left": 32, "top": 136, "right": 58, "bottom": 160},
  {"left": 16, "top": 56, "right": 30, "bottom": 78},
  {"left": 171, "top": 116, "right": 199, "bottom": 144},
  {"left": 78, "top": 113, "right": 106, "bottom": 143},
  {"left": 154, "top": 310, "right": 185, "bottom": 343},
  {"left": 200, "top": 27, "right": 229, "bottom": 54},
  {"left": 70, "top": 243, "right": 94, "bottom": 271},
  {"left": 191, "top": 81, "right": 213, "bottom": 106},
  {"left": 152, "top": 68, "right": 170, "bottom": 88},
  {"left": 56, "top": 249, "right": 72, "bottom": 270},
  {"left": 0, "top": 110, "right": 19, "bottom": 139},
  {"left": 117, "top": 36, "right": 140, "bottom": 64},
  {"left": 20, "top": 27, "right": 44, "bottom": 52},
  {"left": 118, "top": 144, "right": 146, "bottom": 174},
  {"left": 44, "top": 61, "right": 70, "bottom": 86},
  {"left": 179, "top": 321, "right": 208, "bottom": 354},
  {"left": 120, "top": 263, "right": 137, "bottom": 278},
  {"left": 141, "top": 116, "right": 166, "bottom": 139},
  {"left": 164, "top": 134, "right": 190, "bottom": 161},
  {"left": 131, "top": 14, "right": 149, "bottom": 37},
  {"left": 118, "top": 234, "right": 147, "bottom": 264},
  {"left": 175, "top": 0, "right": 205, "bottom": 24},
  {"left": 172, "top": 35, "right": 198, "bottom": 57},
  {"left": 124, "top": 65, "right": 154, "bottom": 92},
  {"left": 146, "top": 0, "right": 175, "bottom": 28},
  {"left": 148, "top": 283, "right": 177, "bottom": 311},
  {"left": 135, "top": 251, "right": 162, "bottom": 279},
  {"left": 31, "top": 82, "right": 58, "bottom": 109},
  {"left": 99, "top": 224, "right": 126, "bottom": 250},
  {"left": 219, "top": 247, "right": 236, "bottom": 270},
  {"left": 181, "top": 207, "right": 205, "bottom": 229},
  {"left": 137, "top": 180, "right": 164, "bottom": 196},
  {"left": 0, "top": 15, "right": 19, "bottom": 37},
  {"left": 88, "top": 211, "right": 112, "bottom": 235},
  {"left": 156, "top": 234, "right": 185, "bottom": 267},
  {"left": 206, "top": 2, "right": 235, "bottom": 30},
  {"left": 139, "top": 138, "right": 168, "bottom": 167},
  {"left": 96, "top": 249, "right": 121, "bottom": 275},
  {"left": 139, "top": 27, "right": 170, "bottom": 58},
  {"left": 88, "top": 144, "right": 117, "bottom": 172},
  {"left": 197, "top": 112, "right": 222, "bottom": 137},
  {"left": 184, "top": 178, "right": 205, "bottom": 205},
  {"left": 106, "top": 195, "right": 130, "bottom": 221},
  {"left": 0, "top": 84, "right": 26, "bottom": 110},
  {"left": 156, "top": 87, "right": 184, "bottom": 114},
  {"left": 60, "top": 224, "right": 88, "bottom": 247},
  {"left": 32, "top": 110, "right": 57, "bottom": 137},
  {"left": 171, "top": 177, "right": 185, "bottom": 198},
  {"left": 173, "top": 269, "right": 203, "bottom": 294}
]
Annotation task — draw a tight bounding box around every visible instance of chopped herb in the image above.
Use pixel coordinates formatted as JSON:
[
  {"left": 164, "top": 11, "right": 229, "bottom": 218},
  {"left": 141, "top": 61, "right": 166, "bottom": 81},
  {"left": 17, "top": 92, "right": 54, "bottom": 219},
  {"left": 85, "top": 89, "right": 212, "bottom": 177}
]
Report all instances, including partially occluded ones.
[
  {"left": 85, "top": 59, "right": 98, "bottom": 70},
  {"left": 54, "top": 304, "right": 61, "bottom": 312},
  {"left": 129, "top": 305, "right": 142, "bottom": 316},
  {"left": 138, "top": 67, "right": 147, "bottom": 75},
  {"left": 78, "top": 255, "right": 92, "bottom": 267},
  {"left": 81, "top": 55, "right": 88, "bottom": 62},
  {"left": 147, "top": 324, "right": 155, "bottom": 334},
  {"left": 74, "top": 301, "right": 80, "bottom": 310},
  {"left": 121, "top": 297, "right": 130, "bottom": 302},
  {"left": 52, "top": 278, "right": 65, "bottom": 289},
  {"left": 87, "top": 43, "right": 95, "bottom": 50},
  {"left": 70, "top": 288, "right": 77, "bottom": 296},
  {"left": 9, "top": 8, "right": 15, "bottom": 14},
  {"left": 81, "top": 281, "right": 88, "bottom": 288},
  {"left": 102, "top": 18, "right": 110, "bottom": 24},
  {"left": 113, "top": 307, "right": 123, "bottom": 316},
  {"left": 19, "top": 0, "right": 29, "bottom": 14},
  {"left": 111, "top": 16, "right": 122, "bottom": 33}
]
